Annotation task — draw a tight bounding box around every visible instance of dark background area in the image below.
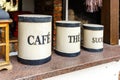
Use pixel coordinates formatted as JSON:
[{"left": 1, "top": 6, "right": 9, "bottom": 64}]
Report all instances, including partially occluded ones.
[{"left": 68, "top": 0, "right": 101, "bottom": 24}]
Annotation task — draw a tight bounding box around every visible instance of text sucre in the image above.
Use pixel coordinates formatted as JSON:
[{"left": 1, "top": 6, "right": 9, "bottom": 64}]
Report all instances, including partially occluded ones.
[{"left": 92, "top": 37, "right": 103, "bottom": 43}]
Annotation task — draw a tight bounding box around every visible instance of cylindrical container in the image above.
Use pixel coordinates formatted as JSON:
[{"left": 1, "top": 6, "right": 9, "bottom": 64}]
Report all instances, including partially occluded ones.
[
  {"left": 55, "top": 21, "right": 81, "bottom": 57},
  {"left": 18, "top": 14, "right": 52, "bottom": 65},
  {"left": 82, "top": 24, "right": 104, "bottom": 52}
]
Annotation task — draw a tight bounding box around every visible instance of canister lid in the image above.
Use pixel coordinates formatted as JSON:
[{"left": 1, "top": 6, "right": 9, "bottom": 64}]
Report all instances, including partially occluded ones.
[
  {"left": 0, "top": 9, "right": 10, "bottom": 20},
  {"left": 56, "top": 21, "right": 81, "bottom": 27},
  {"left": 83, "top": 24, "right": 104, "bottom": 30},
  {"left": 18, "top": 14, "right": 52, "bottom": 22}
]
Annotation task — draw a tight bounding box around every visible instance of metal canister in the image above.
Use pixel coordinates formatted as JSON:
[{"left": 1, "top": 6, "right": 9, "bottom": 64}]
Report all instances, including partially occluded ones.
[
  {"left": 55, "top": 21, "right": 81, "bottom": 57},
  {"left": 82, "top": 24, "right": 104, "bottom": 52},
  {"left": 18, "top": 14, "right": 52, "bottom": 65}
]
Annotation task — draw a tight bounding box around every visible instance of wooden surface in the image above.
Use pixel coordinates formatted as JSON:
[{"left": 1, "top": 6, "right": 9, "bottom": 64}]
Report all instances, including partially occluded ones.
[
  {"left": 0, "top": 63, "right": 12, "bottom": 70},
  {"left": 0, "top": 44, "right": 120, "bottom": 80},
  {"left": 101, "top": 0, "right": 119, "bottom": 45},
  {"left": 119, "top": 72, "right": 120, "bottom": 80},
  {"left": 10, "top": 37, "right": 18, "bottom": 43},
  {"left": 0, "top": 20, "right": 12, "bottom": 69},
  {"left": 0, "top": 19, "right": 12, "bottom": 23}
]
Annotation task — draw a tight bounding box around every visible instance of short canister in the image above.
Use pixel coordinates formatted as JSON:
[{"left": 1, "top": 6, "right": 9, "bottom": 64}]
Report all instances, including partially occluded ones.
[
  {"left": 18, "top": 14, "right": 52, "bottom": 65},
  {"left": 82, "top": 24, "right": 104, "bottom": 52},
  {"left": 55, "top": 21, "right": 81, "bottom": 57}
]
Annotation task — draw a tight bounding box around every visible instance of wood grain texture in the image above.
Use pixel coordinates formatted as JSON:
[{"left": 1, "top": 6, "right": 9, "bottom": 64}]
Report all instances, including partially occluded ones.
[
  {"left": 101, "top": 0, "right": 119, "bottom": 45},
  {"left": 0, "top": 20, "right": 12, "bottom": 69}
]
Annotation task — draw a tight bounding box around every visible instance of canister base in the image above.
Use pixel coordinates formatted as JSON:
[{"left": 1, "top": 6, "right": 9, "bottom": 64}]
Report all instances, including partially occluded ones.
[
  {"left": 54, "top": 50, "right": 80, "bottom": 57},
  {"left": 17, "top": 56, "right": 51, "bottom": 65},
  {"left": 81, "top": 46, "right": 103, "bottom": 52}
]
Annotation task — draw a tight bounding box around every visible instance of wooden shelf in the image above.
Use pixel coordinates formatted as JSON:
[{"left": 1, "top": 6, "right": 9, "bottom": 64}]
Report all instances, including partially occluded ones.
[
  {"left": 0, "top": 44, "right": 120, "bottom": 80},
  {"left": 0, "top": 35, "right": 17, "bottom": 45},
  {"left": 0, "top": 19, "right": 12, "bottom": 71},
  {"left": 0, "top": 43, "right": 6, "bottom": 46},
  {"left": 10, "top": 37, "right": 18, "bottom": 43},
  {"left": 9, "top": 37, "right": 18, "bottom": 52}
]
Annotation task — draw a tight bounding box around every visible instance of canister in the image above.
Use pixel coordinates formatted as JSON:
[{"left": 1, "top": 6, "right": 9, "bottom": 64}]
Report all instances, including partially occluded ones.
[
  {"left": 18, "top": 14, "right": 52, "bottom": 65},
  {"left": 55, "top": 21, "right": 81, "bottom": 57},
  {"left": 82, "top": 24, "right": 104, "bottom": 52}
]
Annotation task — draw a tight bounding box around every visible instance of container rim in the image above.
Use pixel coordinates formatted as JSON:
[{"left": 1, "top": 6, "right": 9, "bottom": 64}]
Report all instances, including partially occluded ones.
[
  {"left": 56, "top": 20, "right": 81, "bottom": 24},
  {"left": 83, "top": 24, "right": 104, "bottom": 27},
  {"left": 18, "top": 14, "right": 52, "bottom": 18}
]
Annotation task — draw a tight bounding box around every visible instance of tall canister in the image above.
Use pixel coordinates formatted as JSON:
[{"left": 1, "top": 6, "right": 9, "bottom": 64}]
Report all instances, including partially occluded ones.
[
  {"left": 55, "top": 21, "right": 81, "bottom": 57},
  {"left": 82, "top": 24, "right": 104, "bottom": 52},
  {"left": 18, "top": 14, "right": 52, "bottom": 65}
]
